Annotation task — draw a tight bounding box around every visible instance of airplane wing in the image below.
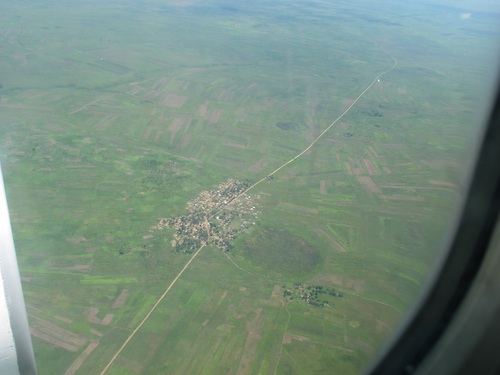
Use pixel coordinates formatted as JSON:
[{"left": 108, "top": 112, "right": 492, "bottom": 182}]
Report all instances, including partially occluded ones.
[{"left": 0, "top": 164, "right": 37, "bottom": 374}]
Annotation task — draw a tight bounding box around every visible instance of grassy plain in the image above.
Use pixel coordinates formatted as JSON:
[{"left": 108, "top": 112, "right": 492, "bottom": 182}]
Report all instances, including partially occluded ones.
[{"left": 1, "top": 0, "right": 498, "bottom": 374}]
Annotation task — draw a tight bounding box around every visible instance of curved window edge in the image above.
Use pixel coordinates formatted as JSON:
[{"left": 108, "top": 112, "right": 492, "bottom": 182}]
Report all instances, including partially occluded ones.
[{"left": 365, "top": 72, "right": 500, "bottom": 375}]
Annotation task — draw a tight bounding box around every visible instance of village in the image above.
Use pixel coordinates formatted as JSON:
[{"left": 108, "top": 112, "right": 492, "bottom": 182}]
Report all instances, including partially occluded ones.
[
  {"left": 282, "top": 283, "right": 343, "bottom": 308},
  {"left": 155, "top": 179, "right": 261, "bottom": 253}
]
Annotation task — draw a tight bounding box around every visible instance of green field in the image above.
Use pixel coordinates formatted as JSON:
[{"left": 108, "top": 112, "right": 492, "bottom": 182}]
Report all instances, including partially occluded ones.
[{"left": 1, "top": 0, "right": 498, "bottom": 374}]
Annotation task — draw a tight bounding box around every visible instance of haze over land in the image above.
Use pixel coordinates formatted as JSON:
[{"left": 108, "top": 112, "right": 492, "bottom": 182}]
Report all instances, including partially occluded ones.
[{"left": 1, "top": 0, "right": 499, "bottom": 374}]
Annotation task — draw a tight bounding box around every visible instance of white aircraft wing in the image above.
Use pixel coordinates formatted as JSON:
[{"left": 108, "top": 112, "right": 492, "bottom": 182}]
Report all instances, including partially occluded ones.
[{"left": 0, "top": 164, "right": 37, "bottom": 375}]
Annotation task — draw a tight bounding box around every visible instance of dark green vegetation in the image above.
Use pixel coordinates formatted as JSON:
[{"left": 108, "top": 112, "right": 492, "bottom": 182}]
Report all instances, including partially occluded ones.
[
  {"left": 1, "top": 0, "right": 498, "bottom": 374},
  {"left": 282, "top": 283, "right": 343, "bottom": 307}
]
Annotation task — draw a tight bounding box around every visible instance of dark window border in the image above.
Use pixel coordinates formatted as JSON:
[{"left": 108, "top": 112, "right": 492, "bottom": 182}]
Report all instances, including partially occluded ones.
[{"left": 365, "top": 77, "right": 500, "bottom": 375}]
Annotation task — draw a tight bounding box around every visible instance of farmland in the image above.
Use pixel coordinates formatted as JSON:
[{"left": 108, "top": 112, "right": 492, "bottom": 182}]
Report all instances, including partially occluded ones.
[{"left": 1, "top": 0, "right": 498, "bottom": 374}]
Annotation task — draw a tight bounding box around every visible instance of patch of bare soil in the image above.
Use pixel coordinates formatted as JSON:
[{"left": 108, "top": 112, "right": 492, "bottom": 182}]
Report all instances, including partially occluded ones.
[
  {"left": 29, "top": 315, "right": 86, "bottom": 352},
  {"left": 208, "top": 109, "right": 223, "bottom": 123},
  {"left": 162, "top": 93, "right": 187, "bottom": 107},
  {"left": 66, "top": 237, "right": 87, "bottom": 245},
  {"left": 87, "top": 308, "right": 113, "bottom": 325},
  {"left": 429, "top": 180, "right": 456, "bottom": 188},
  {"left": 380, "top": 195, "right": 424, "bottom": 202},
  {"left": 283, "top": 333, "right": 311, "bottom": 345},
  {"left": 357, "top": 176, "right": 381, "bottom": 195},
  {"left": 225, "top": 143, "right": 246, "bottom": 149},
  {"left": 54, "top": 315, "right": 73, "bottom": 324},
  {"left": 363, "top": 159, "right": 377, "bottom": 175},
  {"left": 112, "top": 289, "right": 129, "bottom": 309},
  {"left": 249, "top": 159, "right": 267, "bottom": 172},
  {"left": 237, "top": 308, "right": 263, "bottom": 375},
  {"left": 320, "top": 180, "right": 327, "bottom": 194},
  {"left": 198, "top": 101, "right": 208, "bottom": 117},
  {"left": 63, "top": 341, "right": 99, "bottom": 375}
]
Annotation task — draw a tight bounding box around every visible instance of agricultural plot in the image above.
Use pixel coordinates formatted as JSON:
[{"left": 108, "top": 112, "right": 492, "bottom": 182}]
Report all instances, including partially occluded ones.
[{"left": 0, "top": 0, "right": 498, "bottom": 374}]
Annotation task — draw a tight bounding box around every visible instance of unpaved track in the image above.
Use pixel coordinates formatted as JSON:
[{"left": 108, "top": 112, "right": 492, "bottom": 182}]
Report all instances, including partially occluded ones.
[{"left": 99, "top": 53, "right": 397, "bottom": 374}]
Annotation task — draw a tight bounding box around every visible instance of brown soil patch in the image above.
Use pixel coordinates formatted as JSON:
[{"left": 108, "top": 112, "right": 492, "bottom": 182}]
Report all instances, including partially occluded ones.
[
  {"left": 351, "top": 160, "right": 364, "bottom": 176},
  {"left": 239, "top": 287, "right": 247, "bottom": 292},
  {"left": 87, "top": 307, "right": 100, "bottom": 324},
  {"left": 270, "top": 284, "right": 281, "bottom": 300},
  {"left": 357, "top": 176, "right": 381, "bottom": 195},
  {"left": 179, "top": 135, "right": 192, "bottom": 149},
  {"left": 112, "top": 289, "right": 129, "bottom": 309},
  {"left": 54, "top": 315, "right": 73, "bottom": 324},
  {"left": 30, "top": 328, "right": 79, "bottom": 352},
  {"left": 66, "top": 237, "right": 87, "bottom": 244},
  {"left": 249, "top": 159, "right": 267, "bottom": 172},
  {"left": 162, "top": 93, "right": 187, "bottom": 107},
  {"left": 345, "top": 162, "right": 353, "bottom": 175},
  {"left": 225, "top": 143, "right": 246, "bottom": 149},
  {"left": 320, "top": 180, "right": 327, "bottom": 195},
  {"left": 218, "top": 291, "right": 228, "bottom": 305},
  {"left": 208, "top": 109, "right": 223, "bottom": 123},
  {"left": 65, "top": 165, "right": 96, "bottom": 169},
  {"left": 29, "top": 315, "right": 86, "bottom": 352},
  {"left": 369, "top": 146, "right": 380, "bottom": 158},
  {"left": 283, "top": 333, "right": 311, "bottom": 345},
  {"left": 169, "top": 117, "right": 184, "bottom": 145},
  {"left": 383, "top": 167, "right": 392, "bottom": 174},
  {"left": 198, "top": 101, "right": 208, "bottom": 117},
  {"left": 88, "top": 308, "right": 113, "bottom": 325},
  {"left": 170, "top": 117, "right": 185, "bottom": 132},
  {"left": 363, "top": 159, "right": 377, "bottom": 176},
  {"left": 237, "top": 308, "right": 263, "bottom": 375},
  {"left": 101, "top": 314, "right": 114, "bottom": 326},
  {"left": 21, "top": 277, "right": 32, "bottom": 283},
  {"left": 91, "top": 329, "right": 103, "bottom": 337},
  {"left": 63, "top": 341, "right": 99, "bottom": 375},
  {"left": 343, "top": 99, "right": 355, "bottom": 106},
  {"left": 68, "top": 264, "right": 91, "bottom": 271},
  {"left": 380, "top": 195, "right": 424, "bottom": 202},
  {"left": 397, "top": 88, "right": 407, "bottom": 94},
  {"left": 429, "top": 180, "right": 457, "bottom": 188}
]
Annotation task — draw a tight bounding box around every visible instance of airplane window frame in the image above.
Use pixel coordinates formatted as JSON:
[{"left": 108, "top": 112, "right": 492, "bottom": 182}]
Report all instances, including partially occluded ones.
[{"left": 365, "top": 73, "right": 500, "bottom": 375}]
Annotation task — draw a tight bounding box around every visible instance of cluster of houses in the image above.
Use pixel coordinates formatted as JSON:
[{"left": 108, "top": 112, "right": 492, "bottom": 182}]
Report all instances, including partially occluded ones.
[
  {"left": 155, "top": 179, "right": 260, "bottom": 252},
  {"left": 282, "top": 283, "right": 343, "bottom": 308}
]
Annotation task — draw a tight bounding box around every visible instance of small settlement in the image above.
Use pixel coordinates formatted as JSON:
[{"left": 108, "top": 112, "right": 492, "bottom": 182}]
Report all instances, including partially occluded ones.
[
  {"left": 282, "top": 283, "right": 343, "bottom": 308},
  {"left": 155, "top": 179, "right": 260, "bottom": 253}
]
